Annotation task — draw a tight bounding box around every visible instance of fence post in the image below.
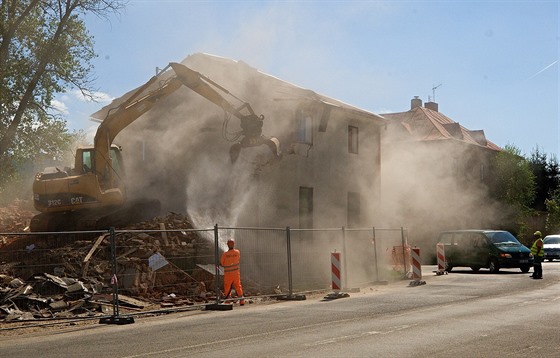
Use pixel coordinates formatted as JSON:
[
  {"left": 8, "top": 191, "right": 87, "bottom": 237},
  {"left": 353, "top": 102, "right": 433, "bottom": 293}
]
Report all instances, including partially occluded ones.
[
  {"left": 372, "top": 227, "right": 388, "bottom": 285},
  {"left": 286, "top": 226, "right": 293, "bottom": 296},
  {"left": 99, "top": 227, "right": 134, "bottom": 324},
  {"left": 373, "top": 227, "right": 378, "bottom": 281},
  {"left": 401, "top": 227, "right": 409, "bottom": 274},
  {"left": 342, "top": 226, "right": 348, "bottom": 290},
  {"left": 214, "top": 224, "right": 220, "bottom": 301},
  {"left": 277, "top": 226, "right": 306, "bottom": 301},
  {"left": 206, "top": 224, "right": 232, "bottom": 310}
]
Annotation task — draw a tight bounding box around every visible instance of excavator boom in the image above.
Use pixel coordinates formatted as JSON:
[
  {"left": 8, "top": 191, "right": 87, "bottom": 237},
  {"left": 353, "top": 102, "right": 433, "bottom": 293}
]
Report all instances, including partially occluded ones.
[
  {"left": 31, "top": 62, "right": 281, "bottom": 232},
  {"left": 169, "top": 63, "right": 281, "bottom": 162}
]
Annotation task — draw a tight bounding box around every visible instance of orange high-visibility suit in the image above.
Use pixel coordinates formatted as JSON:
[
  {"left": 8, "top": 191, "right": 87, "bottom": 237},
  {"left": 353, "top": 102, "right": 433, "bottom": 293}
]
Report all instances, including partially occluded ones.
[{"left": 220, "top": 247, "right": 244, "bottom": 305}]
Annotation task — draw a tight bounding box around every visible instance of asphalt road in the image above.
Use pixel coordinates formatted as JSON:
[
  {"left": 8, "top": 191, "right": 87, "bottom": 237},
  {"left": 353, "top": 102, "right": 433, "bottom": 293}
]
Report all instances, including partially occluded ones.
[{"left": 1, "top": 263, "right": 559, "bottom": 357}]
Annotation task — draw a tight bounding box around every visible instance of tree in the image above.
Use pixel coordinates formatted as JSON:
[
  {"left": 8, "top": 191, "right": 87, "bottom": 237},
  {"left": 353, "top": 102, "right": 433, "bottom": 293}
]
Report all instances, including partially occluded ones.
[
  {"left": 545, "top": 188, "right": 560, "bottom": 233},
  {"left": 0, "top": 0, "right": 126, "bottom": 199},
  {"left": 528, "top": 147, "right": 560, "bottom": 211},
  {"left": 491, "top": 145, "right": 536, "bottom": 209},
  {"left": 490, "top": 144, "right": 536, "bottom": 236}
]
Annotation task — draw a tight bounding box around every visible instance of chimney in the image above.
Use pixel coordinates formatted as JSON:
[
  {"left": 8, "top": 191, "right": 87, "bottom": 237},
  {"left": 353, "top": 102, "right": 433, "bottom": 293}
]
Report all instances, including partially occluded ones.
[
  {"left": 411, "top": 96, "right": 422, "bottom": 109},
  {"left": 425, "top": 101, "right": 438, "bottom": 112}
]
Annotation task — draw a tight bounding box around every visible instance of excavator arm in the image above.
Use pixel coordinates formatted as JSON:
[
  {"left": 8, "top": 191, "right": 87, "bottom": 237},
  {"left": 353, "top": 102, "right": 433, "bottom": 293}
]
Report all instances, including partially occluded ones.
[
  {"left": 169, "top": 62, "right": 280, "bottom": 163},
  {"left": 31, "top": 62, "right": 281, "bottom": 232},
  {"left": 94, "top": 71, "right": 184, "bottom": 190}
]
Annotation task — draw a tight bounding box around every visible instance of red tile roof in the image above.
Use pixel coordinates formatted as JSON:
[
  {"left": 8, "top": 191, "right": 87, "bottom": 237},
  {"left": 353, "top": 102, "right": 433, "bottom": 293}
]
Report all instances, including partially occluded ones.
[{"left": 382, "top": 106, "right": 501, "bottom": 151}]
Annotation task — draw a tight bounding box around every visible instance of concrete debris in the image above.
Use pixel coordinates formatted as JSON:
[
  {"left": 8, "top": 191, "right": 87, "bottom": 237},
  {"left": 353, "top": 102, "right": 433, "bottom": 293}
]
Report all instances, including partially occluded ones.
[{"left": 0, "top": 272, "right": 103, "bottom": 321}]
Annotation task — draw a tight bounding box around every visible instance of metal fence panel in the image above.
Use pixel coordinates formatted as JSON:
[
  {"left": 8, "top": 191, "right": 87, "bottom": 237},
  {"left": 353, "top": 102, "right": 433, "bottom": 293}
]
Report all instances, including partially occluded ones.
[
  {"left": 0, "top": 224, "right": 410, "bottom": 323},
  {"left": 220, "top": 227, "right": 289, "bottom": 295}
]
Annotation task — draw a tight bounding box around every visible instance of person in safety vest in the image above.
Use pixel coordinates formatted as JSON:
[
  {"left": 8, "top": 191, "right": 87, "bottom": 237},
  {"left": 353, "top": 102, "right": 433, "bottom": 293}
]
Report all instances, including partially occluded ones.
[
  {"left": 530, "top": 230, "right": 544, "bottom": 279},
  {"left": 220, "top": 239, "right": 245, "bottom": 305}
]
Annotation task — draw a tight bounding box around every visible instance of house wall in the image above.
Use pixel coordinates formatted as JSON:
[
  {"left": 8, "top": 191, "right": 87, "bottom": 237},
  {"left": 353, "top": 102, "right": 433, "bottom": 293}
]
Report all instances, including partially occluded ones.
[
  {"left": 111, "top": 55, "right": 383, "bottom": 232},
  {"left": 246, "top": 104, "right": 381, "bottom": 229}
]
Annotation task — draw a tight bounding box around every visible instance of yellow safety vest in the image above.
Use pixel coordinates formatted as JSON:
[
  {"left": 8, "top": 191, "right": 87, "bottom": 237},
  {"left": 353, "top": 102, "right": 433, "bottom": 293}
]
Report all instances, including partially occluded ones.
[{"left": 531, "top": 238, "right": 544, "bottom": 257}]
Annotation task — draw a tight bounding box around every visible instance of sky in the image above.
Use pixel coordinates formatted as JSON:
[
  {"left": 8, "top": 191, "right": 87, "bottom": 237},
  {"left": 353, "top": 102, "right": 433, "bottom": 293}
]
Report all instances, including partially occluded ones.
[{"left": 55, "top": 0, "right": 559, "bottom": 158}]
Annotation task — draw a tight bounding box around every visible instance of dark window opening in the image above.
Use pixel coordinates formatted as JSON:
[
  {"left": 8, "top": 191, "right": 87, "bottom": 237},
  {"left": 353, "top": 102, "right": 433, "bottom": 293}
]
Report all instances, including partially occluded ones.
[{"left": 348, "top": 125, "right": 359, "bottom": 154}]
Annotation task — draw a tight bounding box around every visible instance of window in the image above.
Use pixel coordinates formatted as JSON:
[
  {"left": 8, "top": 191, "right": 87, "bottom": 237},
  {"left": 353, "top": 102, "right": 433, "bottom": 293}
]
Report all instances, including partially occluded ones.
[
  {"left": 82, "top": 150, "right": 93, "bottom": 173},
  {"left": 480, "top": 164, "right": 485, "bottom": 181},
  {"left": 347, "top": 192, "right": 360, "bottom": 227},
  {"left": 296, "top": 109, "right": 313, "bottom": 144},
  {"left": 348, "top": 126, "right": 358, "bottom": 154},
  {"left": 299, "top": 187, "right": 314, "bottom": 229},
  {"left": 109, "top": 147, "right": 123, "bottom": 178}
]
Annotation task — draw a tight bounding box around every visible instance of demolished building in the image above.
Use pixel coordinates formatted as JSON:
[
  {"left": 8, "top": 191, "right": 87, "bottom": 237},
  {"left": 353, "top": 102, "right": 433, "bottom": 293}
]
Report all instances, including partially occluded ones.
[{"left": 93, "top": 53, "right": 387, "bottom": 231}]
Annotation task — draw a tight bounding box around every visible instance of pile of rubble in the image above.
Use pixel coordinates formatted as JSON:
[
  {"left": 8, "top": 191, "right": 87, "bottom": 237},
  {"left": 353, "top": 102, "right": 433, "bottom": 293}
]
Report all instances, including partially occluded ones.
[
  {"left": 0, "top": 199, "right": 33, "bottom": 233},
  {"left": 0, "top": 211, "right": 221, "bottom": 322}
]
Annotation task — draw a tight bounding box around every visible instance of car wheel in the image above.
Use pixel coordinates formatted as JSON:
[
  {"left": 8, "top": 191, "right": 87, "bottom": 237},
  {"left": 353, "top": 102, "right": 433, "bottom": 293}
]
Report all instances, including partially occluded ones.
[
  {"left": 488, "top": 258, "right": 499, "bottom": 273},
  {"left": 520, "top": 265, "right": 530, "bottom": 273},
  {"left": 470, "top": 266, "right": 480, "bottom": 272}
]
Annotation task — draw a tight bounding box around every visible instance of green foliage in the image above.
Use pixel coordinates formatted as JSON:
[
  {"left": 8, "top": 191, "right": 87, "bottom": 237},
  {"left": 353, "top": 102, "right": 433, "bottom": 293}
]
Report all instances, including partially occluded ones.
[
  {"left": 488, "top": 145, "right": 536, "bottom": 237},
  {"left": 545, "top": 189, "right": 560, "bottom": 233},
  {"left": 0, "top": 0, "right": 125, "bottom": 202},
  {"left": 491, "top": 144, "right": 536, "bottom": 210},
  {"left": 528, "top": 147, "right": 560, "bottom": 211}
]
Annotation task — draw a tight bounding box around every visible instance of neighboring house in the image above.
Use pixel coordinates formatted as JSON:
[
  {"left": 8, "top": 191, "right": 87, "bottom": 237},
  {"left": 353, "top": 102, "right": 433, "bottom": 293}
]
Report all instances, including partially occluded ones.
[
  {"left": 379, "top": 97, "right": 503, "bottom": 253},
  {"left": 98, "top": 53, "right": 386, "bottom": 231}
]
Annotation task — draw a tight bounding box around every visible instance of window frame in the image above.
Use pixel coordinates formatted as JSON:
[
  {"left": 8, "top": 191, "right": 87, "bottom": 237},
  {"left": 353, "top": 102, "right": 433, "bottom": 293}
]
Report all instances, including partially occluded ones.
[{"left": 348, "top": 125, "right": 359, "bottom": 154}]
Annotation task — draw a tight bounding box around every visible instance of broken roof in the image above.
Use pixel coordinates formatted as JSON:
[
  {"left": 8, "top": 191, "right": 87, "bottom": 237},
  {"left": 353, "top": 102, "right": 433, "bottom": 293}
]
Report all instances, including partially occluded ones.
[
  {"left": 91, "top": 52, "right": 386, "bottom": 126},
  {"left": 382, "top": 105, "right": 501, "bottom": 151}
]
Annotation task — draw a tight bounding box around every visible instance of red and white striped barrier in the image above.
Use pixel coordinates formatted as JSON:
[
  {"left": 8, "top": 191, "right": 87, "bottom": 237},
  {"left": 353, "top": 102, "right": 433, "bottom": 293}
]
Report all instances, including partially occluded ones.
[
  {"left": 324, "top": 252, "right": 349, "bottom": 299},
  {"left": 436, "top": 243, "right": 447, "bottom": 275},
  {"left": 411, "top": 247, "right": 421, "bottom": 280},
  {"left": 331, "top": 252, "right": 341, "bottom": 292},
  {"left": 409, "top": 247, "right": 426, "bottom": 286}
]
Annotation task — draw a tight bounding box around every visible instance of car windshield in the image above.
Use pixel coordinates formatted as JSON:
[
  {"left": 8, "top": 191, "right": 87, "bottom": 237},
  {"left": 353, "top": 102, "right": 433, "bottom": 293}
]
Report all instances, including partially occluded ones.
[
  {"left": 544, "top": 237, "right": 560, "bottom": 244},
  {"left": 485, "top": 231, "right": 521, "bottom": 245}
]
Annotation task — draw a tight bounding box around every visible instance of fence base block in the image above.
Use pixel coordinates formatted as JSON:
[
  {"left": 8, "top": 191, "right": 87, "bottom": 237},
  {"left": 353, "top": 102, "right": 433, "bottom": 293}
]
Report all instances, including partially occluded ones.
[
  {"left": 99, "top": 315, "right": 135, "bottom": 325},
  {"left": 275, "top": 294, "right": 307, "bottom": 301},
  {"left": 323, "top": 291, "right": 350, "bottom": 300},
  {"left": 205, "top": 303, "right": 233, "bottom": 311}
]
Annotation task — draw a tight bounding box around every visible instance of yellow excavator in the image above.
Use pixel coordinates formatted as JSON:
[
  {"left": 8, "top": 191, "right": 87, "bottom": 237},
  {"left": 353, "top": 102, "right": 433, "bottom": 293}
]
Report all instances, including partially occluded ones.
[{"left": 31, "top": 62, "right": 280, "bottom": 232}]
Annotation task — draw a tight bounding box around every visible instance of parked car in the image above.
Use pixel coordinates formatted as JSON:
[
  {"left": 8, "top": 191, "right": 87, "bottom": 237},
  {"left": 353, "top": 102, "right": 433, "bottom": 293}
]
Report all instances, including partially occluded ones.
[
  {"left": 438, "top": 230, "right": 533, "bottom": 273},
  {"left": 543, "top": 235, "right": 560, "bottom": 262}
]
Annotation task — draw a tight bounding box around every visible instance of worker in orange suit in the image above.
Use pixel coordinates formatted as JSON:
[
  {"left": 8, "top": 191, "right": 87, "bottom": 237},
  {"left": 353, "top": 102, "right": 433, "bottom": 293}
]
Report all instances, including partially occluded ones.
[{"left": 220, "top": 239, "right": 245, "bottom": 305}]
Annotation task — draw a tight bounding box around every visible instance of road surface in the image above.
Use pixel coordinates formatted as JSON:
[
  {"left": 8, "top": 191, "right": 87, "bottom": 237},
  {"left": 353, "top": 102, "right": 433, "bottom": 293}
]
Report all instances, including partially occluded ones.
[{"left": 1, "top": 263, "right": 559, "bottom": 357}]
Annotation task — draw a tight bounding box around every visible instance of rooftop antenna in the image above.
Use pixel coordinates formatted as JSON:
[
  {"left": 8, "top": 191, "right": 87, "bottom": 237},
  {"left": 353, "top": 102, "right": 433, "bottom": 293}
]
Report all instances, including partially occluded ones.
[{"left": 432, "top": 83, "right": 442, "bottom": 102}]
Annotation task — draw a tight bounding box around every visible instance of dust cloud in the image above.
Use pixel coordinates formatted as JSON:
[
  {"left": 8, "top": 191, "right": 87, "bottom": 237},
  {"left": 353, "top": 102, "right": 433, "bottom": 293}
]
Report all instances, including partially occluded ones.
[
  {"left": 376, "top": 116, "right": 508, "bottom": 258},
  {"left": 113, "top": 55, "right": 287, "bottom": 254},
  {"left": 107, "top": 55, "right": 506, "bottom": 284}
]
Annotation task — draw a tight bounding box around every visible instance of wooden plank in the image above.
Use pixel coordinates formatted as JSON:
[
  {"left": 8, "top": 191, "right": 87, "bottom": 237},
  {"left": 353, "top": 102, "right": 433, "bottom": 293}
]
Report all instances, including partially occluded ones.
[{"left": 83, "top": 233, "right": 109, "bottom": 263}]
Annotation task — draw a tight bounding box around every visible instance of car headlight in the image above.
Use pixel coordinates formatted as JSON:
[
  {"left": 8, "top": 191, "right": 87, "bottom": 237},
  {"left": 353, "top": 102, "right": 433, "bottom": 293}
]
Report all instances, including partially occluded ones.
[{"left": 499, "top": 253, "right": 512, "bottom": 258}]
